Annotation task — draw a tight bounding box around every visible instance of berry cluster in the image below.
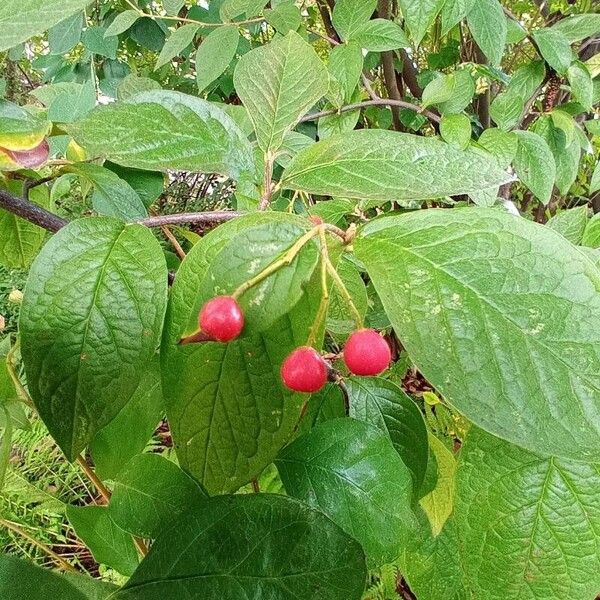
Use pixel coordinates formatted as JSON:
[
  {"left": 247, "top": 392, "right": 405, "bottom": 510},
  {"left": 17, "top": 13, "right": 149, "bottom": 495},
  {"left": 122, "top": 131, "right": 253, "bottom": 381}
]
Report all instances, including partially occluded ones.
[{"left": 195, "top": 296, "right": 391, "bottom": 393}]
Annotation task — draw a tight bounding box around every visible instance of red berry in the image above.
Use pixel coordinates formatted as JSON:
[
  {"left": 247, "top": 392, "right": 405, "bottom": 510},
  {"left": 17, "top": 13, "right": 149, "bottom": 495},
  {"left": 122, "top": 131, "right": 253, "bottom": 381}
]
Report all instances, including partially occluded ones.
[
  {"left": 343, "top": 329, "right": 391, "bottom": 376},
  {"left": 281, "top": 347, "right": 328, "bottom": 393},
  {"left": 199, "top": 296, "right": 244, "bottom": 342}
]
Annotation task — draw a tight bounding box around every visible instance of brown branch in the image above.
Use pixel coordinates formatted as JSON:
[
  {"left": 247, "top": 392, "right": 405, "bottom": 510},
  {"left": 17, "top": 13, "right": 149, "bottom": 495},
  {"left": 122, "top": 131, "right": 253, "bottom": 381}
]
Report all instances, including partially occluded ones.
[
  {"left": 0, "top": 188, "right": 68, "bottom": 232},
  {"left": 138, "top": 211, "right": 241, "bottom": 227},
  {"left": 300, "top": 98, "right": 441, "bottom": 124},
  {"left": 473, "top": 44, "right": 491, "bottom": 129},
  {"left": 399, "top": 49, "right": 422, "bottom": 98},
  {"left": 378, "top": 0, "right": 402, "bottom": 130},
  {"left": 316, "top": 0, "right": 340, "bottom": 44}
]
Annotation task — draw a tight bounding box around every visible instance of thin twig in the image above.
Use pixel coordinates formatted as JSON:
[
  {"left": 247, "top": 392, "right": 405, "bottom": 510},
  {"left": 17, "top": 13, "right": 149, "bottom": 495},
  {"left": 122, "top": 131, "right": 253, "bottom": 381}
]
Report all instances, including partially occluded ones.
[
  {"left": 300, "top": 98, "right": 441, "bottom": 124},
  {"left": 0, "top": 518, "right": 77, "bottom": 572},
  {"left": 75, "top": 456, "right": 149, "bottom": 556},
  {"left": 160, "top": 225, "right": 186, "bottom": 260},
  {"left": 123, "top": 0, "right": 262, "bottom": 28},
  {"left": 137, "top": 211, "right": 241, "bottom": 227}
]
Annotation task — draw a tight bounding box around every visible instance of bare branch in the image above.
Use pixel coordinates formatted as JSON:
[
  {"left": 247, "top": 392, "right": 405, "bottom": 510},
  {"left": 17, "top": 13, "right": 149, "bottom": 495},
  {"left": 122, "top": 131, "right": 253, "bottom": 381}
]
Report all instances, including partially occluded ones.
[{"left": 0, "top": 188, "right": 68, "bottom": 233}]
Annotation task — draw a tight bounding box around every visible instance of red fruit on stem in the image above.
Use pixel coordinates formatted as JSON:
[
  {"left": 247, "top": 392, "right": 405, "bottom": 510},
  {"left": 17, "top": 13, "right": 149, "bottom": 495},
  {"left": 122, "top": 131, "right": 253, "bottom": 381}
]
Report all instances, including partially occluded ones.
[
  {"left": 344, "top": 328, "right": 391, "bottom": 376},
  {"left": 281, "top": 346, "right": 328, "bottom": 393},
  {"left": 198, "top": 296, "right": 244, "bottom": 342}
]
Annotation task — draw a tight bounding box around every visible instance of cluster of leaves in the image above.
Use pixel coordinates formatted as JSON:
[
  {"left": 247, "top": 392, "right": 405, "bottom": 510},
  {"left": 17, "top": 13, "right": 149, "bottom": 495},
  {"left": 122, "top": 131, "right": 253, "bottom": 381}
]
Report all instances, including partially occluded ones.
[{"left": 0, "top": 0, "right": 599, "bottom": 599}]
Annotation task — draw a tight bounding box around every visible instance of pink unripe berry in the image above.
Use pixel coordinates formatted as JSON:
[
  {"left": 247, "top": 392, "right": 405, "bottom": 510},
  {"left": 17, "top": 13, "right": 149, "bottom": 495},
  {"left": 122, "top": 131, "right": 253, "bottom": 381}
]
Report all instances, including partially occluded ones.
[
  {"left": 343, "top": 329, "right": 391, "bottom": 376},
  {"left": 199, "top": 296, "right": 244, "bottom": 342}
]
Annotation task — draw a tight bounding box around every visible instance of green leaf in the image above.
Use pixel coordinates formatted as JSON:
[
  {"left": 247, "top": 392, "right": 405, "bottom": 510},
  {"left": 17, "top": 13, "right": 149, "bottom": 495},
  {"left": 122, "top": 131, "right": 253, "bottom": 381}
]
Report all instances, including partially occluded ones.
[
  {"left": 67, "top": 90, "right": 254, "bottom": 179},
  {"left": 155, "top": 23, "right": 199, "bottom": 70},
  {"left": 264, "top": 3, "right": 302, "bottom": 35},
  {"left": 66, "top": 506, "right": 139, "bottom": 576},
  {"left": 67, "top": 163, "right": 147, "bottom": 220},
  {"left": 346, "top": 376, "right": 429, "bottom": 493},
  {"left": 0, "top": 100, "right": 51, "bottom": 151},
  {"left": 477, "top": 128, "right": 517, "bottom": 168},
  {"left": 161, "top": 213, "right": 328, "bottom": 494},
  {"left": 0, "top": 181, "right": 51, "bottom": 269},
  {"left": 436, "top": 69, "right": 475, "bottom": 115},
  {"left": 198, "top": 221, "right": 319, "bottom": 334},
  {"left": 533, "top": 28, "right": 574, "bottom": 74},
  {"left": 20, "top": 217, "right": 168, "bottom": 460},
  {"left": 583, "top": 213, "right": 600, "bottom": 248},
  {"left": 195, "top": 25, "right": 239, "bottom": 93},
  {"left": 277, "top": 418, "right": 416, "bottom": 567},
  {"left": 110, "top": 453, "right": 206, "bottom": 538},
  {"left": 398, "top": 514, "right": 466, "bottom": 600},
  {"left": 456, "top": 428, "right": 600, "bottom": 600},
  {"left": 466, "top": 0, "right": 506, "bottom": 65},
  {"left": 354, "top": 208, "right": 600, "bottom": 461},
  {"left": 35, "top": 81, "right": 97, "bottom": 124},
  {"left": 418, "top": 435, "right": 456, "bottom": 536},
  {"left": 441, "top": 0, "right": 475, "bottom": 35},
  {"left": 567, "top": 61, "right": 593, "bottom": 111},
  {"left": 116, "top": 74, "right": 161, "bottom": 101},
  {"left": 332, "top": 0, "right": 377, "bottom": 41},
  {"left": 0, "top": 0, "right": 92, "bottom": 52},
  {"left": 546, "top": 205, "right": 589, "bottom": 245},
  {"left": 399, "top": 0, "right": 444, "bottom": 47},
  {"left": 90, "top": 363, "right": 163, "bottom": 480},
  {"left": 440, "top": 114, "right": 471, "bottom": 149},
  {"left": 0, "top": 555, "right": 88, "bottom": 600},
  {"left": 506, "top": 60, "right": 546, "bottom": 102},
  {"left": 352, "top": 19, "right": 411, "bottom": 51},
  {"left": 513, "top": 130, "right": 556, "bottom": 204},
  {"left": 421, "top": 73, "right": 456, "bottom": 108},
  {"left": 550, "top": 13, "right": 600, "bottom": 44},
  {"left": 104, "top": 163, "right": 165, "bottom": 208},
  {"left": 234, "top": 31, "right": 328, "bottom": 153},
  {"left": 164, "top": 0, "right": 184, "bottom": 16},
  {"left": 82, "top": 26, "right": 118, "bottom": 59},
  {"left": 104, "top": 10, "right": 140, "bottom": 38},
  {"left": 48, "top": 12, "right": 84, "bottom": 55},
  {"left": 328, "top": 43, "right": 363, "bottom": 104},
  {"left": 220, "top": 0, "right": 268, "bottom": 21},
  {"left": 282, "top": 130, "right": 513, "bottom": 202},
  {"left": 62, "top": 572, "right": 118, "bottom": 599},
  {"left": 114, "top": 494, "right": 367, "bottom": 600},
  {"left": 489, "top": 92, "right": 523, "bottom": 130}
]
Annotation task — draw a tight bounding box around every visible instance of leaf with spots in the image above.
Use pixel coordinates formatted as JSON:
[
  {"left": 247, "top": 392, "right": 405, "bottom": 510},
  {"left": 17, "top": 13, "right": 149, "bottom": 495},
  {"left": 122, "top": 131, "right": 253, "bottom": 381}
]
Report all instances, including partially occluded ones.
[
  {"left": 161, "top": 213, "right": 328, "bottom": 494},
  {"left": 355, "top": 208, "right": 600, "bottom": 461}
]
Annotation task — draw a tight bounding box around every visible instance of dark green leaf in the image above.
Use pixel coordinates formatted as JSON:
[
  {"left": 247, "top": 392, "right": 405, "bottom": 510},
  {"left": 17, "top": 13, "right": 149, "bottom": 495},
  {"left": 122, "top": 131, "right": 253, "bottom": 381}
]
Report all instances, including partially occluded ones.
[
  {"left": 155, "top": 23, "right": 199, "bottom": 70},
  {"left": 352, "top": 19, "right": 411, "bottom": 51},
  {"left": 513, "top": 130, "right": 556, "bottom": 204},
  {"left": 67, "top": 163, "right": 148, "bottom": 220},
  {"left": 104, "top": 10, "right": 139, "bottom": 37},
  {"left": 90, "top": 363, "right": 163, "bottom": 480},
  {"left": 66, "top": 505, "right": 139, "bottom": 576},
  {"left": 20, "top": 217, "right": 168, "bottom": 459},
  {"left": 82, "top": 26, "right": 118, "bottom": 59},
  {"left": 533, "top": 28, "right": 574, "bottom": 74},
  {"left": 277, "top": 418, "right": 416, "bottom": 567},
  {"left": 110, "top": 453, "right": 206, "bottom": 538},
  {"left": 346, "top": 376, "right": 429, "bottom": 492},
  {"left": 113, "top": 494, "right": 367, "bottom": 600}
]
